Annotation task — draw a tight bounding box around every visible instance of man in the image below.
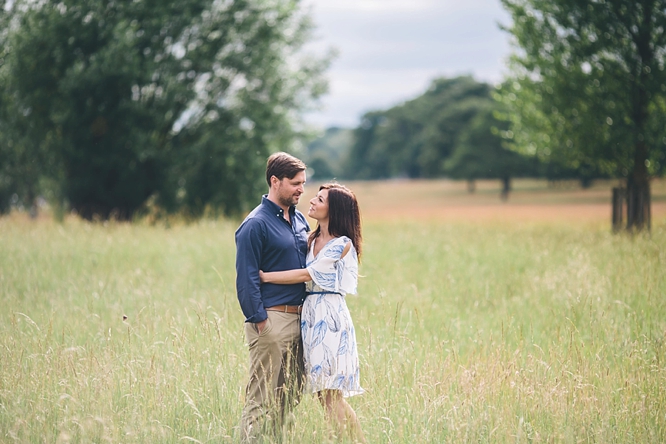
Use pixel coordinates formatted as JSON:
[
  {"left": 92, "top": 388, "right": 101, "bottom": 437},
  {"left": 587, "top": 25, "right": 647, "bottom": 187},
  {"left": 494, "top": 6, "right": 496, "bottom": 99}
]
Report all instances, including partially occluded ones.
[{"left": 235, "top": 152, "right": 309, "bottom": 443}]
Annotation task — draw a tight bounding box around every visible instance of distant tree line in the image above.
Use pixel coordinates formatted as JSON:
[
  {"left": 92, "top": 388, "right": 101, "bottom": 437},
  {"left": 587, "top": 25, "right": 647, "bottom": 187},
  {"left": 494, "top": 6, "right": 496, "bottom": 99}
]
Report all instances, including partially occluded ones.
[
  {"left": 307, "top": 76, "right": 602, "bottom": 198},
  {"left": 0, "top": 0, "right": 329, "bottom": 220},
  {"left": 310, "top": 0, "right": 666, "bottom": 231},
  {"left": 4, "top": 0, "right": 665, "bottom": 230}
]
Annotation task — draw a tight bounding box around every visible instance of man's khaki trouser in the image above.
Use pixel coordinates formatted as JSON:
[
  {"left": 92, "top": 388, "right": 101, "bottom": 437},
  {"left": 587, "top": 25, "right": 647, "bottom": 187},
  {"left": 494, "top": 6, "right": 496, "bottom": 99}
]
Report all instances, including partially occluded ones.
[{"left": 240, "top": 311, "right": 304, "bottom": 443}]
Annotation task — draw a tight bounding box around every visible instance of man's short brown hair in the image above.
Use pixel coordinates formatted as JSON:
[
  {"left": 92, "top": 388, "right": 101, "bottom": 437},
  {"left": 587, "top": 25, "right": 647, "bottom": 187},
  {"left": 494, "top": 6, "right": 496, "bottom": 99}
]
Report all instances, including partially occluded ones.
[{"left": 266, "top": 152, "right": 306, "bottom": 186}]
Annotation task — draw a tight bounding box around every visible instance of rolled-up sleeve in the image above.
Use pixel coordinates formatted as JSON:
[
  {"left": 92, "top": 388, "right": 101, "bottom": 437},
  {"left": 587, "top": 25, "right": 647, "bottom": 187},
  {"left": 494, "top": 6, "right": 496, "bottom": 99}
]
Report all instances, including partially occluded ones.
[{"left": 235, "top": 220, "right": 267, "bottom": 323}]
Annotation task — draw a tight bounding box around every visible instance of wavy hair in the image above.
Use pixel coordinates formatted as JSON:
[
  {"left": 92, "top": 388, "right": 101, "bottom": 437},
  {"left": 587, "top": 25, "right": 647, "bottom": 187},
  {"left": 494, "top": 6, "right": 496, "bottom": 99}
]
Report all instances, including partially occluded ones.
[{"left": 308, "top": 183, "right": 362, "bottom": 260}]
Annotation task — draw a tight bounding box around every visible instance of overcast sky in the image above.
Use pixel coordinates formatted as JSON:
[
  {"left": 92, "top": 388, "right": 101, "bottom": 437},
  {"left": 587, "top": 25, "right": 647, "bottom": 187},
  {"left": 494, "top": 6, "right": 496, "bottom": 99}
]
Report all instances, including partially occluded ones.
[{"left": 302, "top": 0, "right": 513, "bottom": 129}]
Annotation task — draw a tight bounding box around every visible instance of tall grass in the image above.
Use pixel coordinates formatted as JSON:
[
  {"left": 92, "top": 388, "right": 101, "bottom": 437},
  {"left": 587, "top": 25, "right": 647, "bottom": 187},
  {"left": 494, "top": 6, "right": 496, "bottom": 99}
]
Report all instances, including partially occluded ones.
[{"left": 1, "top": 213, "right": 664, "bottom": 442}]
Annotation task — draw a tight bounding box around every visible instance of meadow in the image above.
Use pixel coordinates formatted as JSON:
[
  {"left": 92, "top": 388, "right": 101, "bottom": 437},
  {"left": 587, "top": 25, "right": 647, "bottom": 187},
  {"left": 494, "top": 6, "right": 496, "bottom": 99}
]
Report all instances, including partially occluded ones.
[{"left": 1, "top": 179, "right": 665, "bottom": 443}]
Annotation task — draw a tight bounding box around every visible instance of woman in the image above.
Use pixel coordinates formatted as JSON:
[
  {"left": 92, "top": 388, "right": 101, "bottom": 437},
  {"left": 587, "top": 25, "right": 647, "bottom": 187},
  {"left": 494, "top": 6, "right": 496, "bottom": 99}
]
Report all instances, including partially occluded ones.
[{"left": 260, "top": 183, "right": 365, "bottom": 442}]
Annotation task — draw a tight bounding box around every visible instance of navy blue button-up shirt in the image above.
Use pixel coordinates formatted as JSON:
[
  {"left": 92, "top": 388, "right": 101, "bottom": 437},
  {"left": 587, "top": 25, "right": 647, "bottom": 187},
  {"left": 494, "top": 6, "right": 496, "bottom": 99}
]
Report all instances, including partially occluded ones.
[{"left": 235, "top": 195, "right": 310, "bottom": 323}]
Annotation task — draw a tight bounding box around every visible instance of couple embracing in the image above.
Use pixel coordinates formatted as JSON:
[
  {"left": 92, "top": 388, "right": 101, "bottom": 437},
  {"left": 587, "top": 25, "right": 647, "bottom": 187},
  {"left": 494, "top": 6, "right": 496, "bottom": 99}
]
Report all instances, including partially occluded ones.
[{"left": 235, "top": 152, "right": 366, "bottom": 443}]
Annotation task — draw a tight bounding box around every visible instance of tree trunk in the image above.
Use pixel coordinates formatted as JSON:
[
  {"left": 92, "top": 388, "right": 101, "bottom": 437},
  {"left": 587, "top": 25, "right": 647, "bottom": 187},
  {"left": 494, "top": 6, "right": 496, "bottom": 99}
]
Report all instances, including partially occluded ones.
[
  {"left": 611, "top": 187, "right": 624, "bottom": 232},
  {"left": 625, "top": 5, "right": 653, "bottom": 232},
  {"left": 467, "top": 179, "right": 476, "bottom": 193},
  {"left": 626, "top": 142, "right": 651, "bottom": 231},
  {"left": 27, "top": 188, "right": 38, "bottom": 219},
  {"left": 500, "top": 176, "right": 511, "bottom": 201}
]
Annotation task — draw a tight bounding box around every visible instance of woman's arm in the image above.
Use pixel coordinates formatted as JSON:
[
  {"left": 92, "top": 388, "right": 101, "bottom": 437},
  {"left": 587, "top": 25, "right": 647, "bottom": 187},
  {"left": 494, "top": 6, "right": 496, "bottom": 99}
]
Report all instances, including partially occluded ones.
[{"left": 260, "top": 268, "right": 311, "bottom": 284}]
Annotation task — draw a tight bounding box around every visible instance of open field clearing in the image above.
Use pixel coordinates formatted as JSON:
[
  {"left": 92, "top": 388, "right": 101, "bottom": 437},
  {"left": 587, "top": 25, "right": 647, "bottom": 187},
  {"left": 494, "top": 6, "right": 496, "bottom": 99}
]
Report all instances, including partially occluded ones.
[
  {"left": 319, "top": 178, "right": 666, "bottom": 223},
  {"left": 1, "top": 180, "right": 665, "bottom": 443}
]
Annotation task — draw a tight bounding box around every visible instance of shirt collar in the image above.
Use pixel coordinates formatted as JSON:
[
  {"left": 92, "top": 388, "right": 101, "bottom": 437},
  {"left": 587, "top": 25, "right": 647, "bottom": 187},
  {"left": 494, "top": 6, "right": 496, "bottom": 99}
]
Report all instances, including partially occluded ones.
[{"left": 261, "top": 195, "right": 295, "bottom": 218}]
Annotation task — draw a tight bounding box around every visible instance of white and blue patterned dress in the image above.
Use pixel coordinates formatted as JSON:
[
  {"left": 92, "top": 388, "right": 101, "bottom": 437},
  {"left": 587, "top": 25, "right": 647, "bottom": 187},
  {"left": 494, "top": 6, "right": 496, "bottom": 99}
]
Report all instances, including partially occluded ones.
[{"left": 302, "top": 236, "right": 364, "bottom": 398}]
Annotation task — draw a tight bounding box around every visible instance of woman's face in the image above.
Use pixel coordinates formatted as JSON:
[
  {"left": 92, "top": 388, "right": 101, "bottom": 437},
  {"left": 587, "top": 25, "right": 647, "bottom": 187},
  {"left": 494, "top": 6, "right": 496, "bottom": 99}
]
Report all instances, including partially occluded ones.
[{"left": 307, "top": 189, "right": 329, "bottom": 221}]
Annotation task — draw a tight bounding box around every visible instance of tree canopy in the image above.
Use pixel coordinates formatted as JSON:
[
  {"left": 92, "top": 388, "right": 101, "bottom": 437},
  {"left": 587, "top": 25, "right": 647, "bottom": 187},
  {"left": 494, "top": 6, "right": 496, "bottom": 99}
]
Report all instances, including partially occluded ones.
[
  {"left": 443, "top": 102, "right": 539, "bottom": 197},
  {"left": 499, "top": 0, "right": 666, "bottom": 229},
  {"left": 342, "top": 76, "right": 539, "bottom": 197},
  {"left": 345, "top": 76, "right": 493, "bottom": 180},
  {"left": 0, "top": 0, "right": 329, "bottom": 219},
  {"left": 304, "top": 127, "right": 352, "bottom": 181}
]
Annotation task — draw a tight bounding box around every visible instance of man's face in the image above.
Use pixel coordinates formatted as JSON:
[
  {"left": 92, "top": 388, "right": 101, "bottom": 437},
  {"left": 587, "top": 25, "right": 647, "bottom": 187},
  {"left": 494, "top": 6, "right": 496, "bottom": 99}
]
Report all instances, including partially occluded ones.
[{"left": 275, "top": 171, "right": 306, "bottom": 208}]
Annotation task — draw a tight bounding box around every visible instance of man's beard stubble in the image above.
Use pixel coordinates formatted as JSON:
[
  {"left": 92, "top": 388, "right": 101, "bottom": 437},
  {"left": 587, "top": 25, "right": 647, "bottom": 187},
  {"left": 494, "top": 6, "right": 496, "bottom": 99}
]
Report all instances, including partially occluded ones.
[{"left": 278, "top": 193, "right": 299, "bottom": 208}]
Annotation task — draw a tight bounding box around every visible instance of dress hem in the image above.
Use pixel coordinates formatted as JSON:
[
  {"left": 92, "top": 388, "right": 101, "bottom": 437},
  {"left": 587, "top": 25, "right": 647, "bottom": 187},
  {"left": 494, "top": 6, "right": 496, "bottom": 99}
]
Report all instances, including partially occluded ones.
[{"left": 304, "top": 385, "right": 365, "bottom": 398}]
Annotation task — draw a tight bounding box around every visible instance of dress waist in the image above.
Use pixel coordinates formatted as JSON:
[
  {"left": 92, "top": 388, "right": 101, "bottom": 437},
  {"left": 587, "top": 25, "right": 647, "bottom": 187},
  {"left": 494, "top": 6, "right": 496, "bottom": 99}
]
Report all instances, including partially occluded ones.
[{"left": 307, "top": 291, "right": 342, "bottom": 296}]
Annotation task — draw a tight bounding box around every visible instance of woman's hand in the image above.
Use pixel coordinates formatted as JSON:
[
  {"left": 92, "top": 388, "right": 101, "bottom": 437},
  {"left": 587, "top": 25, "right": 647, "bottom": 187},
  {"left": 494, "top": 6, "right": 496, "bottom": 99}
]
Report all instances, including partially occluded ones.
[{"left": 259, "top": 270, "right": 267, "bottom": 283}]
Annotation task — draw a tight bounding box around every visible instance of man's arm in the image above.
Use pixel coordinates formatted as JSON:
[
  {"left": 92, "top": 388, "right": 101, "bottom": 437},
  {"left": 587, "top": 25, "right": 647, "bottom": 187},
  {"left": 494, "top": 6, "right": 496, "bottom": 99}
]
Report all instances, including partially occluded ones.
[
  {"left": 235, "top": 220, "right": 267, "bottom": 324},
  {"left": 259, "top": 242, "right": 350, "bottom": 285}
]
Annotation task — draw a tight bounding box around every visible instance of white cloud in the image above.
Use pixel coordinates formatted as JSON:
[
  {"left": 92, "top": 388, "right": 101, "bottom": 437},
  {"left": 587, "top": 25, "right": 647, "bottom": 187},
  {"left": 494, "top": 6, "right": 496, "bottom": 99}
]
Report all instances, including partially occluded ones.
[
  {"left": 314, "top": 0, "right": 441, "bottom": 12},
  {"left": 302, "top": 0, "right": 513, "bottom": 128}
]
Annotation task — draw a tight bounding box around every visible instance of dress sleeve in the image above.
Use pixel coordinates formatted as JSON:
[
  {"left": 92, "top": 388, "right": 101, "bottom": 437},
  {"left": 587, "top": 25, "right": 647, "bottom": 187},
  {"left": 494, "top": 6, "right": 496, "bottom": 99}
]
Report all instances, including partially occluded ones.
[{"left": 306, "top": 236, "right": 358, "bottom": 295}]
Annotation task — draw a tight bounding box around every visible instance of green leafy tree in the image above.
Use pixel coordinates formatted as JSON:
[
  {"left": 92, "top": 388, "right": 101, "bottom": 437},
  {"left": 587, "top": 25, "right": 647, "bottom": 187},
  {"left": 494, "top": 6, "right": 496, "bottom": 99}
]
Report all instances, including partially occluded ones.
[
  {"left": 0, "top": 0, "right": 329, "bottom": 219},
  {"left": 345, "top": 112, "right": 391, "bottom": 179},
  {"left": 303, "top": 126, "right": 353, "bottom": 180},
  {"left": 0, "top": 2, "right": 59, "bottom": 215},
  {"left": 346, "top": 76, "right": 492, "bottom": 179},
  {"left": 443, "top": 102, "right": 538, "bottom": 199},
  {"left": 499, "top": 0, "right": 666, "bottom": 230}
]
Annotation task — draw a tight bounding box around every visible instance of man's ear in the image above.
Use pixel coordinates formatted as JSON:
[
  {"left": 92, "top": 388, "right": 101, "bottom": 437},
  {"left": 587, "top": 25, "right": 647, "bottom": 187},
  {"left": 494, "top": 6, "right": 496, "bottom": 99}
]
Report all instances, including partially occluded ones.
[{"left": 270, "top": 175, "right": 280, "bottom": 188}]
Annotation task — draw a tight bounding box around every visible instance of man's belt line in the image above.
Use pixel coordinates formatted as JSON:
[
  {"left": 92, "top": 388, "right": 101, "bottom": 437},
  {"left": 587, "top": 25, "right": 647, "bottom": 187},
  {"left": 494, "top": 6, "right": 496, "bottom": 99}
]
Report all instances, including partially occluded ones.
[{"left": 265, "top": 305, "right": 303, "bottom": 314}]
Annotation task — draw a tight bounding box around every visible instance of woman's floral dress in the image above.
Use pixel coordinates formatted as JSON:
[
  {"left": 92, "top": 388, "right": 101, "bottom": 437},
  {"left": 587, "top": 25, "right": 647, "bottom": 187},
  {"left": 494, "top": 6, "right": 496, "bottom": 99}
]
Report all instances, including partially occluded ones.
[{"left": 302, "top": 236, "right": 364, "bottom": 398}]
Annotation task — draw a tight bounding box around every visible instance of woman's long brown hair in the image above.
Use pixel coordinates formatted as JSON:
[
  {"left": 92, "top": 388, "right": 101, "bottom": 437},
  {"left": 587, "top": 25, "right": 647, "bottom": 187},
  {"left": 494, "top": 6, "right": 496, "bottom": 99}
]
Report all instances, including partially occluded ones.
[{"left": 308, "top": 183, "right": 362, "bottom": 260}]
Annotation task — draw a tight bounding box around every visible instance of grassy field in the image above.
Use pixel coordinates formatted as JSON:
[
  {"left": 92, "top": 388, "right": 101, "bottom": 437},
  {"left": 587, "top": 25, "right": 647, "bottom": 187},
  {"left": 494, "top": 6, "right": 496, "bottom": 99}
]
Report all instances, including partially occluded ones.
[{"left": 1, "top": 179, "right": 665, "bottom": 443}]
